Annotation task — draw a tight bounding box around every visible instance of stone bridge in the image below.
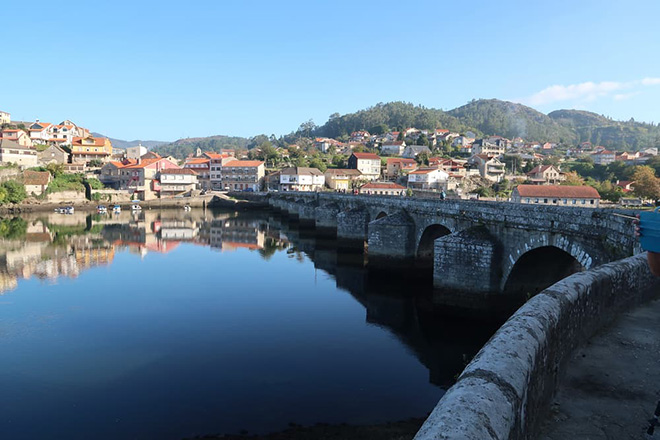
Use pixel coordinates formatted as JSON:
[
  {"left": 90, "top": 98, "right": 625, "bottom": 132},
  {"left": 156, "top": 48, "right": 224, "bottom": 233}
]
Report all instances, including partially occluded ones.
[{"left": 268, "top": 192, "right": 638, "bottom": 307}]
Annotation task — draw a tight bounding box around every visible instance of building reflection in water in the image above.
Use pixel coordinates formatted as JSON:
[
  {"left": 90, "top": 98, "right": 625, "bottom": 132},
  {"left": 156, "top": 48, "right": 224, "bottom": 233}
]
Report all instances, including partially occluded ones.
[{"left": 0, "top": 208, "right": 499, "bottom": 389}]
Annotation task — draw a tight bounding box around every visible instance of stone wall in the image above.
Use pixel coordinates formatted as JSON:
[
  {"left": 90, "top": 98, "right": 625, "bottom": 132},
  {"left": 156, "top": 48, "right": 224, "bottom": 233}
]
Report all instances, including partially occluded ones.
[
  {"left": 46, "top": 191, "right": 86, "bottom": 203},
  {"left": 414, "top": 253, "right": 660, "bottom": 440}
]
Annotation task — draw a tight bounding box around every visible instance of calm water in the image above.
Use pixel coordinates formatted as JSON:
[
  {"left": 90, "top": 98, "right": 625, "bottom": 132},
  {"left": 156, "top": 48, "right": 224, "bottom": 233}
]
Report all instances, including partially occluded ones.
[{"left": 0, "top": 209, "right": 498, "bottom": 440}]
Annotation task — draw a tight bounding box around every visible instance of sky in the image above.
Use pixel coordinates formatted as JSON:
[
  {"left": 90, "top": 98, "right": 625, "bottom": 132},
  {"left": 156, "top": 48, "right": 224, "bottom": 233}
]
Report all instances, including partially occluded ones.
[{"left": 1, "top": 0, "right": 659, "bottom": 141}]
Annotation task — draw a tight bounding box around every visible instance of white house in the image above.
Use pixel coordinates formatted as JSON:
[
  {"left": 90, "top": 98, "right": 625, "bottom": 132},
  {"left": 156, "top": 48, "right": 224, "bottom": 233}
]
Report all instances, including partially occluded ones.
[
  {"left": 0, "top": 139, "right": 38, "bottom": 167},
  {"left": 407, "top": 167, "right": 449, "bottom": 190},
  {"left": 348, "top": 152, "right": 381, "bottom": 180},
  {"left": 279, "top": 167, "right": 325, "bottom": 191},
  {"left": 0, "top": 110, "right": 10, "bottom": 124},
  {"left": 380, "top": 141, "right": 405, "bottom": 156},
  {"left": 158, "top": 168, "right": 199, "bottom": 196},
  {"left": 512, "top": 185, "right": 601, "bottom": 208},
  {"left": 468, "top": 154, "right": 505, "bottom": 182},
  {"left": 126, "top": 144, "right": 148, "bottom": 160}
]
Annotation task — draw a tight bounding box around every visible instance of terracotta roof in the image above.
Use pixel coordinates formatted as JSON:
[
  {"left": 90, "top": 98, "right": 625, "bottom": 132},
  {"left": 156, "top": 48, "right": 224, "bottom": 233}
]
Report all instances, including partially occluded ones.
[
  {"left": 184, "top": 158, "right": 210, "bottom": 165},
  {"left": 160, "top": 168, "right": 195, "bottom": 175},
  {"left": 205, "top": 153, "right": 229, "bottom": 160},
  {"left": 382, "top": 141, "right": 404, "bottom": 146},
  {"left": 515, "top": 185, "right": 600, "bottom": 199},
  {"left": 386, "top": 158, "right": 416, "bottom": 164},
  {"left": 526, "top": 165, "right": 556, "bottom": 175},
  {"left": 23, "top": 170, "right": 50, "bottom": 186},
  {"left": 324, "top": 168, "right": 362, "bottom": 176},
  {"left": 71, "top": 136, "right": 108, "bottom": 147},
  {"left": 223, "top": 160, "right": 264, "bottom": 167},
  {"left": 2, "top": 129, "right": 20, "bottom": 133},
  {"left": 352, "top": 152, "right": 380, "bottom": 160},
  {"left": 409, "top": 167, "right": 439, "bottom": 175},
  {"left": 123, "top": 158, "right": 163, "bottom": 169},
  {"left": 361, "top": 182, "right": 406, "bottom": 190}
]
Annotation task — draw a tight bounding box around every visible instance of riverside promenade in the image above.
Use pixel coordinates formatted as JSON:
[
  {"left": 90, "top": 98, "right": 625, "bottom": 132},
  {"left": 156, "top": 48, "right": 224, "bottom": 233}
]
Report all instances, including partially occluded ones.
[{"left": 538, "top": 297, "right": 660, "bottom": 440}]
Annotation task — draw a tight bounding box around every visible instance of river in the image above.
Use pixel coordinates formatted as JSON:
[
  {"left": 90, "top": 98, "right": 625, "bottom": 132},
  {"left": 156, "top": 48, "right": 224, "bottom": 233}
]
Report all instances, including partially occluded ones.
[{"left": 0, "top": 208, "right": 500, "bottom": 440}]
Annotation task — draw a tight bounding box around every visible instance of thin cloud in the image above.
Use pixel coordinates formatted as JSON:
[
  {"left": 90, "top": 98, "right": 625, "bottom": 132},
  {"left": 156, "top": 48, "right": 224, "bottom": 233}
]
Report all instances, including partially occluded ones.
[
  {"left": 642, "top": 77, "right": 660, "bottom": 86},
  {"left": 521, "top": 77, "right": 660, "bottom": 106},
  {"left": 614, "top": 92, "right": 641, "bottom": 101}
]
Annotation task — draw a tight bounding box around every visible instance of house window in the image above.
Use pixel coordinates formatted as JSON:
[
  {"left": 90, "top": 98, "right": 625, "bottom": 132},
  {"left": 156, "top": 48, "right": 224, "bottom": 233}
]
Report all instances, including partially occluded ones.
[
  {"left": 572, "top": 199, "right": 576, "bottom": 204},
  {"left": 581, "top": 200, "right": 586, "bottom": 205},
  {"left": 526, "top": 198, "right": 530, "bottom": 203},
  {"left": 543, "top": 199, "right": 548, "bottom": 203},
  {"left": 535, "top": 198, "right": 539, "bottom": 203}
]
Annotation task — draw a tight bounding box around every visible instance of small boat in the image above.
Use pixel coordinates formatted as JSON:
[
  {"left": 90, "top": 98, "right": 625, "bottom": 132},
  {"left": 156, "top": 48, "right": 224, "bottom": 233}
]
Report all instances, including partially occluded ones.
[
  {"left": 97, "top": 205, "right": 107, "bottom": 214},
  {"left": 113, "top": 204, "right": 121, "bottom": 214},
  {"left": 183, "top": 205, "right": 191, "bottom": 211},
  {"left": 64, "top": 206, "right": 74, "bottom": 215},
  {"left": 131, "top": 202, "right": 142, "bottom": 211}
]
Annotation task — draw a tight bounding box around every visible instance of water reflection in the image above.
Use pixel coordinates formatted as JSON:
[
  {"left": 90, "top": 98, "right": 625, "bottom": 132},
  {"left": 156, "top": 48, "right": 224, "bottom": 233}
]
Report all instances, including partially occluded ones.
[{"left": 0, "top": 208, "right": 500, "bottom": 438}]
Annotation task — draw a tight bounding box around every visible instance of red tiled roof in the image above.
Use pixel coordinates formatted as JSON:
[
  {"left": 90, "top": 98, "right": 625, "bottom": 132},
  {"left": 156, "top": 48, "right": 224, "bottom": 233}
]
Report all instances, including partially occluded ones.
[
  {"left": 361, "top": 182, "right": 406, "bottom": 190},
  {"left": 386, "top": 158, "right": 416, "bottom": 164},
  {"left": 515, "top": 185, "right": 600, "bottom": 199},
  {"left": 352, "top": 152, "right": 380, "bottom": 160},
  {"left": 160, "top": 168, "right": 194, "bottom": 175},
  {"left": 71, "top": 136, "right": 108, "bottom": 147},
  {"left": 409, "top": 167, "right": 439, "bottom": 175},
  {"left": 223, "top": 160, "right": 264, "bottom": 167},
  {"left": 23, "top": 170, "right": 50, "bottom": 186}
]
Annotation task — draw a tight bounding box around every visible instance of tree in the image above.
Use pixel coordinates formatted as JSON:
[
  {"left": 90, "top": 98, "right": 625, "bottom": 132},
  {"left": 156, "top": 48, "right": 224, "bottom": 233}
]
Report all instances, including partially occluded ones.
[
  {"left": 415, "top": 152, "right": 430, "bottom": 166},
  {"left": 561, "top": 171, "right": 585, "bottom": 186},
  {"left": 370, "top": 123, "right": 389, "bottom": 135},
  {"left": 46, "top": 163, "right": 64, "bottom": 178},
  {"left": 632, "top": 166, "right": 660, "bottom": 200},
  {"left": 2, "top": 180, "right": 26, "bottom": 204},
  {"left": 417, "top": 134, "right": 430, "bottom": 146}
]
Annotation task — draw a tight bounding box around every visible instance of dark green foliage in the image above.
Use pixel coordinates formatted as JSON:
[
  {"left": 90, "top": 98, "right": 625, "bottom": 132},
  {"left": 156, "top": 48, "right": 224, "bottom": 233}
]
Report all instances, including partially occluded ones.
[
  {"left": 2, "top": 181, "right": 27, "bottom": 204},
  {"left": 0, "top": 217, "right": 27, "bottom": 239},
  {"left": 548, "top": 109, "right": 660, "bottom": 149},
  {"left": 315, "top": 102, "right": 469, "bottom": 139}
]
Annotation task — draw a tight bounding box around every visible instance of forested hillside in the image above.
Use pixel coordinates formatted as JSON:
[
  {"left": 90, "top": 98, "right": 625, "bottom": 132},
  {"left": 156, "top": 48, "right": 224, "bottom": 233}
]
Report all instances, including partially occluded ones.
[{"left": 152, "top": 135, "right": 250, "bottom": 159}]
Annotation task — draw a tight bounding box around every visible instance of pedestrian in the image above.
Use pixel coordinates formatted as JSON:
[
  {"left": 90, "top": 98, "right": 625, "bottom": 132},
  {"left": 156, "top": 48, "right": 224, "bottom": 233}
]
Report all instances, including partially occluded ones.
[{"left": 440, "top": 190, "right": 446, "bottom": 201}]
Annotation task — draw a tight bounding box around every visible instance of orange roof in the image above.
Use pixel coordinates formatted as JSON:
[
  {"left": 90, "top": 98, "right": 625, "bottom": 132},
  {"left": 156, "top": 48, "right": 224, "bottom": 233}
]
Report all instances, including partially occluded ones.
[
  {"left": 386, "top": 158, "right": 416, "bottom": 164},
  {"left": 352, "top": 152, "right": 380, "bottom": 160},
  {"left": 185, "top": 158, "right": 210, "bottom": 165},
  {"left": 409, "top": 167, "right": 439, "bottom": 175},
  {"left": 71, "top": 136, "right": 108, "bottom": 147},
  {"left": 515, "top": 185, "right": 600, "bottom": 199},
  {"left": 123, "top": 158, "right": 163, "bottom": 169},
  {"left": 205, "top": 153, "right": 229, "bottom": 160},
  {"left": 223, "top": 160, "right": 264, "bottom": 167},
  {"left": 71, "top": 151, "right": 110, "bottom": 155},
  {"left": 361, "top": 182, "right": 406, "bottom": 190}
]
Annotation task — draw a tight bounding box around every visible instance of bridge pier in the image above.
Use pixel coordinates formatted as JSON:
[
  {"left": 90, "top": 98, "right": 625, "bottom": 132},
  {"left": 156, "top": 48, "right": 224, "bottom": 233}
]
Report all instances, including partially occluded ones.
[
  {"left": 337, "top": 208, "right": 370, "bottom": 249},
  {"left": 315, "top": 204, "right": 339, "bottom": 237},
  {"left": 433, "top": 226, "right": 505, "bottom": 310},
  {"left": 367, "top": 211, "right": 416, "bottom": 259},
  {"left": 296, "top": 202, "right": 317, "bottom": 228}
]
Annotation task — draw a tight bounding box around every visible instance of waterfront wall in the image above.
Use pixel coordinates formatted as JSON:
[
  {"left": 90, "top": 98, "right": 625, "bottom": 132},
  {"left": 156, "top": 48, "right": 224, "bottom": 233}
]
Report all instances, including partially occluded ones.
[{"left": 414, "top": 253, "right": 660, "bottom": 440}]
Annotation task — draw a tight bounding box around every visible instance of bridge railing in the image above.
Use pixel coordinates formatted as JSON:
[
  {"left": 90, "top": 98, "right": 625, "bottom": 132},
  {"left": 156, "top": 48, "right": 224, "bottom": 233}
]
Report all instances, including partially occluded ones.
[{"left": 413, "top": 253, "right": 660, "bottom": 440}]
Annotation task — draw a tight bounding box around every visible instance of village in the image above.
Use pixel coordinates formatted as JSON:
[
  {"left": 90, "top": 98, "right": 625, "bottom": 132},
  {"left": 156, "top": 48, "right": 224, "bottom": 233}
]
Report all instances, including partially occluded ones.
[{"left": 0, "top": 108, "right": 658, "bottom": 209}]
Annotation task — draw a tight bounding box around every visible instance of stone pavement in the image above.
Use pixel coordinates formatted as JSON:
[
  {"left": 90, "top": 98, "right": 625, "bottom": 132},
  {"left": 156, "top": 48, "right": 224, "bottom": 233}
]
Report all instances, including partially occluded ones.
[{"left": 539, "top": 298, "right": 660, "bottom": 440}]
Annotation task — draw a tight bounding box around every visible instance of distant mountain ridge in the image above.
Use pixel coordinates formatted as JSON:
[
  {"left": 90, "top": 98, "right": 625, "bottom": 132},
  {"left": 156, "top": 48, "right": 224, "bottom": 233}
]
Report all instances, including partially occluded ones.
[
  {"left": 101, "top": 99, "right": 660, "bottom": 158},
  {"left": 92, "top": 133, "right": 168, "bottom": 150},
  {"left": 314, "top": 99, "right": 660, "bottom": 150}
]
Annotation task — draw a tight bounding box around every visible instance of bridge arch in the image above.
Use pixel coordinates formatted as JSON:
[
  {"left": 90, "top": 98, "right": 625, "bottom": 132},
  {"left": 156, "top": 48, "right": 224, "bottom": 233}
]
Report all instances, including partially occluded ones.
[
  {"left": 417, "top": 224, "right": 452, "bottom": 259},
  {"left": 375, "top": 211, "right": 388, "bottom": 220},
  {"left": 503, "top": 245, "right": 585, "bottom": 298}
]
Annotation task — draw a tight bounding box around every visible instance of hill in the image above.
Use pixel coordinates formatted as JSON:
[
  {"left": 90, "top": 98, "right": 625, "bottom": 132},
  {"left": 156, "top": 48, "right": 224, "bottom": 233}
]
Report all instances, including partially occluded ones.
[
  {"left": 92, "top": 133, "right": 168, "bottom": 150},
  {"left": 314, "top": 102, "right": 470, "bottom": 139},
  {"left": 548, "top": 109, "right": 660, "bottom": 149},
  {"left": 151, "top": 135, "right": 250, "bottom": 159},
  {"left": 447, "top": 99, "right": 576, "bottom": 143},
  {"left": 311, "top": 99, "right": 660, "bottom": 150}
]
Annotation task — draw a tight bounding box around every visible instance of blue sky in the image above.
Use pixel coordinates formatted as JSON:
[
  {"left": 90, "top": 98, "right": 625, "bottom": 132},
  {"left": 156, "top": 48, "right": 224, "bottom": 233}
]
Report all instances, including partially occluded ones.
[{"left": 1, "top": 0, "right": 659, "bottom": 141}]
